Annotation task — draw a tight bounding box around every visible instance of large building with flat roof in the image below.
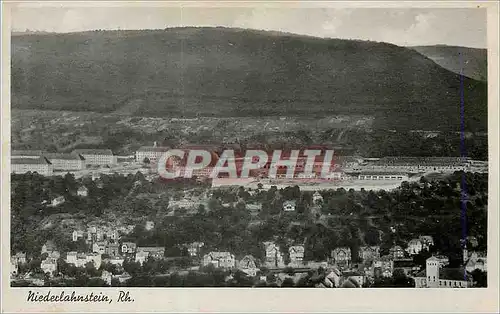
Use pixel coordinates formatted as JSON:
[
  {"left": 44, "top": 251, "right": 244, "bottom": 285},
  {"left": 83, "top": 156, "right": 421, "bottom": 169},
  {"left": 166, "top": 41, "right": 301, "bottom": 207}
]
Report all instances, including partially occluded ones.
[
  {"left": 72, "top": 149, "right": 116, "bottom": 166},
  {"left": 11, "top": 157, "right": 53, "bottom": 176},
  {"left": 11, "top": 150, "right": 44, "bottom": 159},
  {"left": 45, "top": 153, "right": 85, "bottom": 171}
]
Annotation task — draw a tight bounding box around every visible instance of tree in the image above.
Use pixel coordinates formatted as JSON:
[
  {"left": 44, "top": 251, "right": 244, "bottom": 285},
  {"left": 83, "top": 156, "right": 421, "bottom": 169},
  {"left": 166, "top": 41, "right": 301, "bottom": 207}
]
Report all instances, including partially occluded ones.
[
  {"left": 471, "top": 269, "right": 487, "bottom": 287},
  {"left": 281, "top": 277, "right": 295, "bottom": 287},
  {"left": 197, "top": 204, "right": 206, "bottom": 215},
  {"left": 85, "top": 262, "right": 99, "bottom": 277},
  {"left": 143, "top": 157, "right": 151, "bottom": 164},
  {"left": 392, "top": 268, "right": 415, "bottom": 287}
]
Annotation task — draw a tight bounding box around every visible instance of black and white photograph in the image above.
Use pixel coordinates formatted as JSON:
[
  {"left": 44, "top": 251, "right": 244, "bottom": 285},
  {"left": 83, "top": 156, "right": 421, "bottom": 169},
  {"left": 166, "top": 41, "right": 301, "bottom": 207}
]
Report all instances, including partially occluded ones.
[{"left": 2, "top": 2, "right": 498, "bottom": 310}]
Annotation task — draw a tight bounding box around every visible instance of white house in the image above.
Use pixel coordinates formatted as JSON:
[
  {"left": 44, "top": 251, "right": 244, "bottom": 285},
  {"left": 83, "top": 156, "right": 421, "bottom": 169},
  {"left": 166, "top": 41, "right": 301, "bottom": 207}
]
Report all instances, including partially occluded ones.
[
  {"left": 283, "top": 200, "right": 296, "bottom": 212},
  {"left": 203, "top": 252, "right": 236, "bottom": 269},
  {"left": 135, "top": 251, "right": 149, "bottom": 265},
  {"left": 77, "top": 186, "right": 89, "bottom": 197},
  {"left": 40, "top": 258, "right": 57, "bottom": 275},
  {"left": 121, "top": 242, "right": 137, "bottom": 254},
  {"left": 332, "top": 247, "right": 352, "bottom": 266},
  {"left": 289, "top": 245, "right": 305, "bottom": 266},
  {"left": 312, "top": 191, "right": 323, "bottom": 204},
  {"left": 406, "top": 239, "right": 424, "bottom": 255},
  {"left": 237, "top": 255, "right": 259, "bottom": 276},
  {"left": 263, "top": 242, "right": 285, "bottom": 268},
  {"left": 145, "top": 221, "right": 155, "bottom": 231}
]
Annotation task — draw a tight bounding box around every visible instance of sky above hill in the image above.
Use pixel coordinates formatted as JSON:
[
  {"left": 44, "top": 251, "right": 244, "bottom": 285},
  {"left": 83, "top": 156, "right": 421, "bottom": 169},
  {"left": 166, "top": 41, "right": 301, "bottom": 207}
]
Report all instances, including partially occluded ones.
[{"left": 11, "top": 5, "right": 487, "bottom": 48}]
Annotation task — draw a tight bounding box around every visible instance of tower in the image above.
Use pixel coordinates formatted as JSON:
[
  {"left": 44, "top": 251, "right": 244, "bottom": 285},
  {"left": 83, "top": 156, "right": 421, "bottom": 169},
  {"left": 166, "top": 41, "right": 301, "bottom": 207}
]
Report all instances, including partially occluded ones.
[{"left": 425, "top": 257, "right": 440, "bottom": 288}]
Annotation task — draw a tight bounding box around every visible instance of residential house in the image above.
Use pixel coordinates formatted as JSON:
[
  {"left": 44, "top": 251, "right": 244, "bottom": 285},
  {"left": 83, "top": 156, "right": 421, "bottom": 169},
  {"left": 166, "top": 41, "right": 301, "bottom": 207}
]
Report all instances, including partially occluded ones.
[
  {"left": 413, "top": 256, "right": 472, "bottom": 288},
  {"left": 11, "top": 157, "right": 53, "bottom": 176},
  {"left": 40, "top": 258, "right": 57, "bottom": 275},
  {"left": 406, "top": 239, "right": 424, "bottom": 255},
  {"left": 13, "top": 252, "right": 27, "bottom": 264},
  {"left": 49, "top": 251, "right": 61, "bottom": 259},
  {"left": 66, "top": 252, "right": 79, "bottom": 265},
  {"left": 331, "top": 247, "right": 352, "bottom": 267},
  {"left": 11, "top": 258, "right": 19, "bottom": 276},
  {"left": 87, "top": 253, "right": 102, "bottom": 269},
  {"left": 418, "top": 236, "right": 434, "bottom": 249},
  {"left": 101, "top": 270, "right": 112, "bottom": 285},
  {"left": 41, "top": 240, "right": 57, "bottom": 255},
  {"left": 105, "top": 256, "right": 125, "bottom": 266},
  {"left": 358, "top": 246, "right": 380, "bottom": 261},
  {"left": 72, "top": 149, "right": 116, "bottom": 166},
  {"left": 145, "top": 221, "right": 155, "bottom": 231},
  {"left": 323, "top": 268, "right": 342, "bottom": 288},
  {"left": 434, "top": 255, "right": 450, "bottom": 267},
  {"left": 186, "top": 242, "right": 205, "bottom": 257},
  {"left": 203, "top": 252, "right": 236, "bottom": 269},
  {"left": 393, "top": 258, "right": 418, "bottom": 276},
  {"left": 117, "top": 272, "right": 132, "bottom": 283},
  {"left": 105, "top": 229, "right": 119, "bottom": 242},
  {"left": 136, "top": 247, "right": 165, "bottom": 259},
  {"left": 389, "top": 245, "right": 406, "bottom": 260},
  {"left": 466, "top": 236, "right": 479, "bottom": 248},
  {"left": 465, "top": 251, "right": 487, "bottom": 272},
  {"left": 373, "top": 255, "right": 394, "bottom": 278},
  {"left": 237, "top": 255, "right": 259, "bottom": 276},
  {"left": 45, "top": 153, "right": 85, "bottom": 171},
  {"left": 289, "top": 245, "right": 305, "bottom": 266},
  {"left": 72, "top": 230, "right": 84, "bottom": 242},
  {"left": 121, "top": 242, "right": 137, "bottom": 255},
  {"left": 341, "top": 271, "right": 365, "bottom": 288},
  {"left": 66, "top": 252, "right": 102, "bottom": 268},
  {"left": 283, "top": 200, "right": 296, "bottom": 212},
  {"left": 105, "top": 243, "right": 120, "bottom": 256},
  {"left": 340, "top": 277, "right": 361, "bottom": 288},
  {"left": 77, "top": 186, "right": 89, "bottom": 197},
  {"left": 86, "top": 226, "right": 104, "bottom": 243},
  {"left": 92, "top": 241, "right": 107, "bottom": 254},
  {"left": 135, "top": 251, "right": 149, "bottom": 265},
  {"left": 312, "top": 191, "right": 323, "bottom": 204},
  {"left": 263, "top": 242, "right": 285, "bottom": 268},
  {"left": 51, "top": 196, "right": 66, "bottom": 207}
]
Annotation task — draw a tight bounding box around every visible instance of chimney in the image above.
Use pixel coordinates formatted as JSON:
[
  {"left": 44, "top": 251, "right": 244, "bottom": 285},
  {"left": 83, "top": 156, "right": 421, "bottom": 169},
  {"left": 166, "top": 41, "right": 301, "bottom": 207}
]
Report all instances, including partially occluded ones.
[{"left": 153, "top": 141, "right": 157, "bottom": 147}]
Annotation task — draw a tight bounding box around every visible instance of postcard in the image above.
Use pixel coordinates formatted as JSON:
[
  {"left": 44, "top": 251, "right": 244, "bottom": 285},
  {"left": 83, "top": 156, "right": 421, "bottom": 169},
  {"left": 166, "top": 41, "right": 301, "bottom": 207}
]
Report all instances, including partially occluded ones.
[{"left": 1, "top": 1, "right": 499, "bottom": 313}]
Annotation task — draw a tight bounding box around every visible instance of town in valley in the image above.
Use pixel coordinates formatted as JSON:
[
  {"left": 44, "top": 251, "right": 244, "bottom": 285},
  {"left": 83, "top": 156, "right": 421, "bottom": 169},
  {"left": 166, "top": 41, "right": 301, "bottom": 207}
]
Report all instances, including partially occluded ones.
[
  {"left": 11, "top": 145, "right": 488, "bottom": 288},
  {"left": 9, "top": 8, "right": 489, "bottom": 289}
]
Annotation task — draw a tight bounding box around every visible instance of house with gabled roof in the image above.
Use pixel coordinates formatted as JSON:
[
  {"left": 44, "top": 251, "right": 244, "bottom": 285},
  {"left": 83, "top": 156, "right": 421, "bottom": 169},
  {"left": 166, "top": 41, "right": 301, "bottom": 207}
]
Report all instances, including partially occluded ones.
[
  {"left": 203, "top": 251, "right": 235, "bottom": 269},
  {"left": 289, "top": 245, "right": 305, "bottom": 266},
  {"left": 237, "top": 255, "right": 259, "bottom": 276}
]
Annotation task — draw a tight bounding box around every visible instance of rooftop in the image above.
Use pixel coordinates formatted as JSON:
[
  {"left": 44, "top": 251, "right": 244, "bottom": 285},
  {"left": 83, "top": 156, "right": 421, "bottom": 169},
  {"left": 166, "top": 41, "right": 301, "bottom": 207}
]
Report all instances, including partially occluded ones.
[
  {"left": 72, "top": 149, "right": 114, "bottom": 155},
  {"left": 11, "top": 157, "right": 51, "bottom": 165},
  {"left": 393, "top": 259, "right": 415, "bottom": 268},
  {"left": 136, "top": 146, "right": 170, "bottom": 153},
  {"left": 12, "top": 150, "right": 43, "bottom": 156},
  {"left": 439, "top": 268, "right": 470, "bottom": 281},
  {"left": 206, "top": 251, "right": 233, "bottom": 259},
  {"left": 45, "top": 153, "right": 85, "bottom": 161}
]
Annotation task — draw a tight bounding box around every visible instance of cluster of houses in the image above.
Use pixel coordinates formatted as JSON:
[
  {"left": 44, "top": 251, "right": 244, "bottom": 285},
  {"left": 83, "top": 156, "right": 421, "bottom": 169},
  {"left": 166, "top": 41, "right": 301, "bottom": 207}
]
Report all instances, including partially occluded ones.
[
  {"left": 11, "top": 230, "right": 487, "bottom": 288},
  {"left": 11, "top": 149, "right": 116, "bottom": 175},
  {"left": 198, "top": 235, "right": 486, "bottom": 288},
  {"left": 43, "top": 185, "right": 89, "bottom": 208}
]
